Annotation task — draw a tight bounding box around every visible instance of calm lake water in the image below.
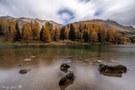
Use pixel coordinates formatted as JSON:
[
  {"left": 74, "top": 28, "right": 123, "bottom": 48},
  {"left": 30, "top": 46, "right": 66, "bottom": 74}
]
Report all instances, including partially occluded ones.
[{"left": 0, "top": 45, "right": 135, "bottom": 90}]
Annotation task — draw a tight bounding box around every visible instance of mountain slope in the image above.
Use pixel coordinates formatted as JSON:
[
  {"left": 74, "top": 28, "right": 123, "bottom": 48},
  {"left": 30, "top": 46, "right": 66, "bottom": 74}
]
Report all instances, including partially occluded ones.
[
  {"left": 0, "top": 16, "right": 62, "bottom": 29},
  {"left": 72, "top": 19, "right": 135, "bottom": 32},
  {"left": 1, "top": 16, "right": 135, "bottom": 32},
  {"left": 0, "top": 16, "right": 135, "bottom": 44}
]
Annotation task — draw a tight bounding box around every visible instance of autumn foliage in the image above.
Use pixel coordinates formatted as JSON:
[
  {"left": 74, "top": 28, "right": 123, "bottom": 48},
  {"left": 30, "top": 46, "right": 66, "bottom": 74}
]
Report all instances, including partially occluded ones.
[{"left": 0, "top": 18, "right": 134, "bottom": 44}]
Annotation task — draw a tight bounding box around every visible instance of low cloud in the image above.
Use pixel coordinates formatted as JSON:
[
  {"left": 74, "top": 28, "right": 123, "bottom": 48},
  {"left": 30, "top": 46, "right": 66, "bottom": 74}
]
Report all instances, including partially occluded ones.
[
  {"left": 57, "top": 8, "right": 75, "bottom": 24},
  {"left": 0, "top": 0, "right": 135, "bottom": 27}
]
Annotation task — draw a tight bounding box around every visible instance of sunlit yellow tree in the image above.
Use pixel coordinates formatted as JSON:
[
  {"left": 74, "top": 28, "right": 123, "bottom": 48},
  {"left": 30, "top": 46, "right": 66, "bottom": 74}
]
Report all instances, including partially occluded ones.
[
  {"left": 31, "top": 22, "right": 40, "bottom": 40},
  {"left": 43, "top": 23, "right": 51, "bottom": 43},
  {"left": 22, "top": 23, "right": 31, "bottom": 44},
  {"left": 91, "top": 30, "right": 98, "bottom": 43}
]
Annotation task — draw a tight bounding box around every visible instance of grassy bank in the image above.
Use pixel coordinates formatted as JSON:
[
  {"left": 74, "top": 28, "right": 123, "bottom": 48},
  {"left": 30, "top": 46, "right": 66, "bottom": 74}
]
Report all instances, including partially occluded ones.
[{"left": 0, "top": 36, "right": 132, "bottom": 46}]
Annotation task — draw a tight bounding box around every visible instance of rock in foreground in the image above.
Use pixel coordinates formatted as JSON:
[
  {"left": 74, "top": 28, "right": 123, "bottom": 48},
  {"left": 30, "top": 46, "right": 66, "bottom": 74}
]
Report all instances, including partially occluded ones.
[
  {"left": 98, "top": 64, "right": 127, "bottom": 77},
  {"left": 19, "top": 69, "right": 30, "bottom": 74},
  {"left": 59, "top": 72, "right": 75, "bottom": 90},
  {"left": 60, "top": 63, "right": 70, "bottom": 73}
]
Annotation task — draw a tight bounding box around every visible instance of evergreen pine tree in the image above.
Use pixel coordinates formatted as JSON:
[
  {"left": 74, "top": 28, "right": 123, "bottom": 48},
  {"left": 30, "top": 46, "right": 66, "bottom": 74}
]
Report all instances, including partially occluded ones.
[
  {"left": 83, "top": 30, "right": 89, "bottom": 42},
  {"left": 40, "top": 26, "right": 44, "bottom": 41},
  {"left": 0, "top": 25, "right": 4, "bottom": 35},
  {"left": 69, "top": 24, "right": 75, "bottom": 41},
  {"left": 14, "top": 22, "right": 21, "bottom": 41},
  {"left": 60, "top": 26, "right": 65, "bottom": 40}
]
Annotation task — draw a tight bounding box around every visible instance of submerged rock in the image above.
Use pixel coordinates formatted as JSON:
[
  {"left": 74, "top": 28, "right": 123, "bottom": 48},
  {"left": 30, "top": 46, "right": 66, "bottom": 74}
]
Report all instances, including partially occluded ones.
[
  {"left": 98, "top": 64, "right": 127, "bottom": 77},
  {"left": 29, "top": 56, "right": 36, "bottom": 59},
  {"left": 23, "top": 58, "right": 32, "bottom": 62},
  {"left": 63, "top": 56, "right": 73, "bottom": 59},
  {"left": 59, "top": 72, "right": 75, "bottom": 90},
  {"left": 19, "top": 64, "right": 22, "bottom": 67},
  {"left": 19, "top": 69, "right": 30, "bottom": 74},
  {"left": 23, "top": 56, "right": 36, "bottom": 62},
  {"left": 60, "top": 63, "right": 70, "bottom": 73}
]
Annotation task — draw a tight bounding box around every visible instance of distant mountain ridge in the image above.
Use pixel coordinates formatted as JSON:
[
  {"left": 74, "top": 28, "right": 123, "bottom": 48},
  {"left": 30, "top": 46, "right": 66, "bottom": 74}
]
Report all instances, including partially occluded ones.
[
  {"left": 0, "top": 16, "right": 135, "bottom": 32},
  {"left": 72, "top": 19, "right": 135, "bottom": 32},
  {"left": 0, "top": 16, "right": 62, "bottom": 28}
]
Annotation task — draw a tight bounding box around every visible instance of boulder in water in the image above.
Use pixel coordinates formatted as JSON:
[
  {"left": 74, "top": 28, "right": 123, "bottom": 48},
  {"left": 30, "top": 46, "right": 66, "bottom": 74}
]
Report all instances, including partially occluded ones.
[
  {"left": 60, "top": 63, "right": 70, "bottom": 73},
  {"left": 23, "top": 58, "right": 32, "bottom": 62},
  {"left": 19, "top": 69, "right": 30, "bottom": 74},
  {"left": 98, "top": 64, "right": 127, "bottom": 77},
  {"left": 59, "top": 72, "right": 75, "bottom": 90},
  {"left": 29, "top": 56, "right": 36, "bottom": 59}
]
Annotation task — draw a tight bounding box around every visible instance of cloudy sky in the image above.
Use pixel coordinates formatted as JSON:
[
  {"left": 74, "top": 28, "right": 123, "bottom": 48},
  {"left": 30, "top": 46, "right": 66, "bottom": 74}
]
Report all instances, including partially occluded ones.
[{"left": 0, "top": 0, "right": 135, "bottom": 26}]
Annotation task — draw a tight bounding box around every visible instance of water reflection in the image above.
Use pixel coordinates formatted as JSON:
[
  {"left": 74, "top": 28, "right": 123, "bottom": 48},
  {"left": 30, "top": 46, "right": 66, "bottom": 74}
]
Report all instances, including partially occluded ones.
[
  {"left": 99, "top": 72, "right": 123, "bottom": 77},
  {"left": 0, "top": 45, "right": 135, "bottom": 90}
]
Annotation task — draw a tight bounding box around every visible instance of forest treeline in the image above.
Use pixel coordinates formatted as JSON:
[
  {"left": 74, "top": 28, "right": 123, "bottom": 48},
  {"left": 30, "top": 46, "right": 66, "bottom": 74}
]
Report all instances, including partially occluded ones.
[{"left": 0, "top": 18, "right": 134, "bottom": 44}]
